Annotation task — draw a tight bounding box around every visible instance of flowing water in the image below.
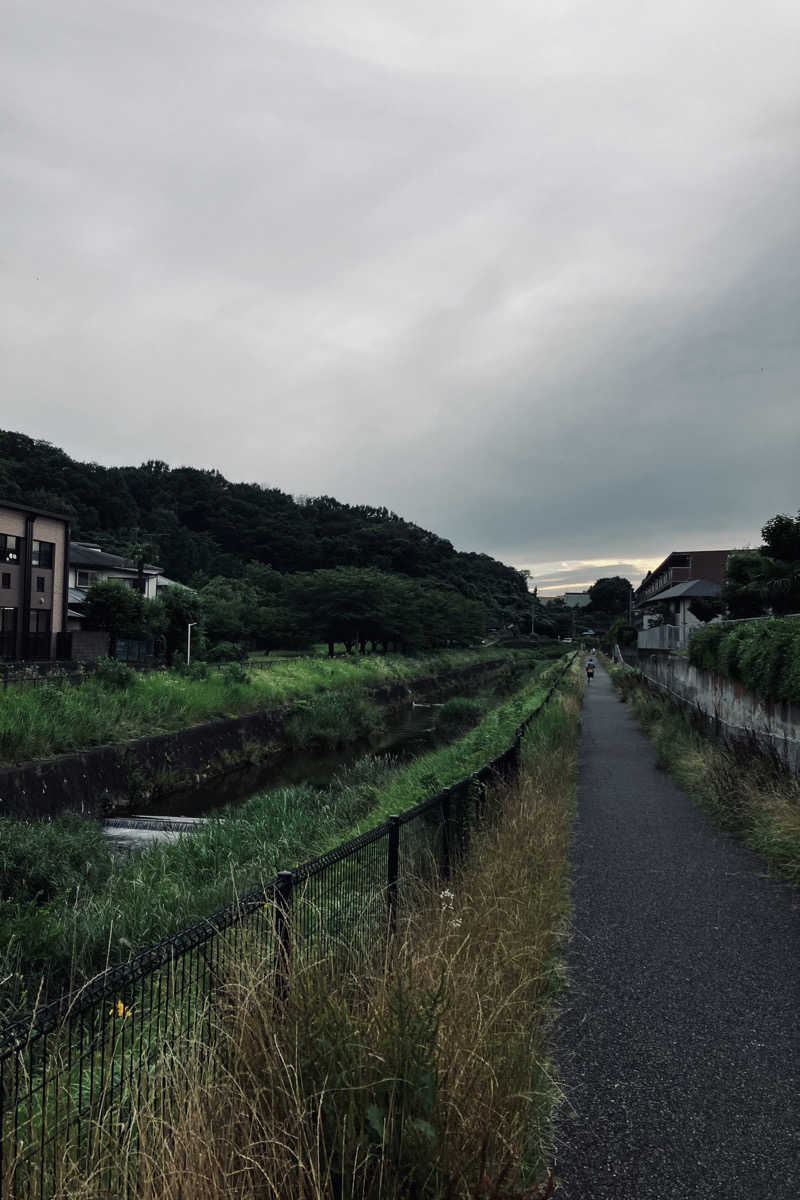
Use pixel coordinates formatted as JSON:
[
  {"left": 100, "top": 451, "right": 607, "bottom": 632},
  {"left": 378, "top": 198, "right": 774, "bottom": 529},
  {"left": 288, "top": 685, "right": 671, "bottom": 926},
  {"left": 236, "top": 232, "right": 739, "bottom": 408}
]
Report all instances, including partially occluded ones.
[{"left": 102, "top": 701, "right": 442, "bottom": 855}]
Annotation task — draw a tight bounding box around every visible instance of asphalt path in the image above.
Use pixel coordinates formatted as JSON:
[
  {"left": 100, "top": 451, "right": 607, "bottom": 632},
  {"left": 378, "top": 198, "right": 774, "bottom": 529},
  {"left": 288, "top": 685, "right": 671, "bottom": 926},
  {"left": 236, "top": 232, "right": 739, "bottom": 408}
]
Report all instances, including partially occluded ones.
[{"left": 554, "top": 661, "right": 800, "bottom": 1198}]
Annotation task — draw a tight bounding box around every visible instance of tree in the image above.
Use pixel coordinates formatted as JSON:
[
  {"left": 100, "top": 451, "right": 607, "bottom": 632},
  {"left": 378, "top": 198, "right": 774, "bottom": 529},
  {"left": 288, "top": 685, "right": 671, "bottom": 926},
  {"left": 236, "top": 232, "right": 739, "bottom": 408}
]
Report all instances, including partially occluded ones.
[
  {"left": 761, "top": 512, "right": 800, "bottom": 564},
  {"left": 588, "top": 577, "right": 633, "bottom": 616},
  {"left": 156, "top": 585, "right": 205, "bottom": 662},
  {"left": 82, "top": 580, "right": 155, "bottom": 657}
]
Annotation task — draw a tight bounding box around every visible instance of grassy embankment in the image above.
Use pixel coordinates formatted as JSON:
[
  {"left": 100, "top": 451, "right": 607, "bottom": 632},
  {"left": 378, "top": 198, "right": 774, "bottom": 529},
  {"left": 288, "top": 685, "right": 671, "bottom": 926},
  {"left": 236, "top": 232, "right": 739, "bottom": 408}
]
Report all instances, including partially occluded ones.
[
  {"left": 0, "top": 647, "right": 513, "bottom": 766},
  {"left": 52, "top": 660, "right": 583, "bottom": 1200},
  {"left": 607, "top": 659, "right": 800, "bottom": 885},
  {"left": 0, "top": 657, "right": 563, "bottom": 1024}
]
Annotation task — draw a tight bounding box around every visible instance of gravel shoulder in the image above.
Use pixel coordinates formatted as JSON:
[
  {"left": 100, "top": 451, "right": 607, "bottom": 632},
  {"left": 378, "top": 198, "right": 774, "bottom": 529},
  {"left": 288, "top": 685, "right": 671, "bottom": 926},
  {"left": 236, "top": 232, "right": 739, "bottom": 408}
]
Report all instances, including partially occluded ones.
[{"left": 554, "top": 662, "right": 800, "bottom": 1198}]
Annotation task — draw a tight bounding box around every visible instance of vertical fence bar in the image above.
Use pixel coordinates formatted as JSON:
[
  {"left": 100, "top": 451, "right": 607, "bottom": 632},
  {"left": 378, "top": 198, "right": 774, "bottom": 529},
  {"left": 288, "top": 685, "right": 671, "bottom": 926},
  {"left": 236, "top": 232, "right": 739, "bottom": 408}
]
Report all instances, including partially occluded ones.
[
  {"left": 386, "top": 816, "right": 400, "bottom": 938},
  {"left": 273, "top": 871, "right": 294, "bottom": 1006},
  {"left": 439, "top": 789, "right": 452, "bottom": 882}
]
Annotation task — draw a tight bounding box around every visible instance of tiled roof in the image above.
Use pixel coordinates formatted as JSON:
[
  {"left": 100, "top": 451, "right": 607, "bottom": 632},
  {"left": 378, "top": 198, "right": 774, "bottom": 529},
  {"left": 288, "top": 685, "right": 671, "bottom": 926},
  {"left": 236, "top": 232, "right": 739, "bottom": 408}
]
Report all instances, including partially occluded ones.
[
  {"left": 69, "top": 543, "right": 161, "bottom": 573},
  {"left": 640, "top": 578, "right": 721, "bottom": 602}
]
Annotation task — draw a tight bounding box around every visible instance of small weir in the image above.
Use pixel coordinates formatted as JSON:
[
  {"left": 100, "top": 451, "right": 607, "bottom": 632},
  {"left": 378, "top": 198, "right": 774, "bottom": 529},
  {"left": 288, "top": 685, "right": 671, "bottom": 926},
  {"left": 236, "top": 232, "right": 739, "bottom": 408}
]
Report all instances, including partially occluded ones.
[{"left": 103, "top": 701, "right": 441, "bottom": 856}]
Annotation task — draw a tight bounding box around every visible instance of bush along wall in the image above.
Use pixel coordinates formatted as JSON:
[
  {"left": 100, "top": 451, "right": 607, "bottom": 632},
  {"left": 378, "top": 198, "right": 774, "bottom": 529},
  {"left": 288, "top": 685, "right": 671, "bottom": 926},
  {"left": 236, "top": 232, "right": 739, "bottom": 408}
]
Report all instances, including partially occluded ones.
[{"left": 688, "top": 616, "right": 800, "bottom": 705}]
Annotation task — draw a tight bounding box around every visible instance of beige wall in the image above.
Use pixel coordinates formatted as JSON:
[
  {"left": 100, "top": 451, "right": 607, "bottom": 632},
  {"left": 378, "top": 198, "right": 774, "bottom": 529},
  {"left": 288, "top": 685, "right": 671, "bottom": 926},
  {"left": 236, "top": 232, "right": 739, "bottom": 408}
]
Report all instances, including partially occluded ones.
[
  {"left": 0, "top": 505, "right": 69, "bottom": 654},
  {"left": 34, "top": 515, "right": 67, "bottom": 635},
  {"left": 0, "top": 505, "right": 26, "bottom": 537}
]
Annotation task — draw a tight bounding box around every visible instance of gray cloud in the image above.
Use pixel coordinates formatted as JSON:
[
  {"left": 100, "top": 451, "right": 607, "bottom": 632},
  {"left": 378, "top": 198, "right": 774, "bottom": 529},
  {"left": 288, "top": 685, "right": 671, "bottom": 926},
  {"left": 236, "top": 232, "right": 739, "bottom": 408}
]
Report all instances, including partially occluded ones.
[{"left": 2, "top": 1, "right": 799, "bottom": 579}]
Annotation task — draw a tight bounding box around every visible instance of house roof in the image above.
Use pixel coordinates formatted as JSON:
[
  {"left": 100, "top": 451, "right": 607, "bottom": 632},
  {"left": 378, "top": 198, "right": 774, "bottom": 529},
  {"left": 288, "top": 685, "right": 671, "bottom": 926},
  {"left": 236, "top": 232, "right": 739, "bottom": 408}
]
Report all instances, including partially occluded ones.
[
  {"left": 67, "top": 609, "right": 84, "bottom": 620},
  {"left": 0, "top": 497, "right": 72, "bottom": 523},
  {"left": 640, "top": 578, "right": 721, "bottom": 603},
  {"left": 156, "top": 574, "right": 192, "bottom": 590},
  {"left": 69, "top": 542, "right": 161, "bottom": 573},
  {"left": 68, "top": 587, "right": 86, "bottom": 605}
]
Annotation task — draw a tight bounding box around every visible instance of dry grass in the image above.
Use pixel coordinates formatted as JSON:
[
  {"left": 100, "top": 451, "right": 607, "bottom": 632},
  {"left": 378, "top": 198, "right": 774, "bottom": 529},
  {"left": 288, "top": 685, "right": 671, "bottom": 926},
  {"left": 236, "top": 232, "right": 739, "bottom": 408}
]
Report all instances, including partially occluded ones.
[{"left": 53, "top": 685, "right": 580, "bottom": 1200}]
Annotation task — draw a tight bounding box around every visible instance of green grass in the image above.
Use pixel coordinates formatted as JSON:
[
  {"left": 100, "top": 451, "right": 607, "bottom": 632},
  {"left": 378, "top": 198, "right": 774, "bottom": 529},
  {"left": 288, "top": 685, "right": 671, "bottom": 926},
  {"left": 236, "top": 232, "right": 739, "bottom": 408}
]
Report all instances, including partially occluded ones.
[
  {"left": 5, "top": 660, "right": 581, "bottom": 1200},
  {"left": 0, "top": 659, "right": 565, "bottom": 1026},
  {"left": 0, "top": 648, "right": 511, "bottom": 765}
]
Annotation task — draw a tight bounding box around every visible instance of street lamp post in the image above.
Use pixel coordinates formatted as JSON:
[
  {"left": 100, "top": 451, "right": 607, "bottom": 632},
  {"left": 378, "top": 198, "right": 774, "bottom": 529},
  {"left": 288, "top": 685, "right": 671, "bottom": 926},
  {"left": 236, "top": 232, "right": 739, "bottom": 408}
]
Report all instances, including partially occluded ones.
[{"left": 187, "top": 622, "right": 197, "bottom": 666}]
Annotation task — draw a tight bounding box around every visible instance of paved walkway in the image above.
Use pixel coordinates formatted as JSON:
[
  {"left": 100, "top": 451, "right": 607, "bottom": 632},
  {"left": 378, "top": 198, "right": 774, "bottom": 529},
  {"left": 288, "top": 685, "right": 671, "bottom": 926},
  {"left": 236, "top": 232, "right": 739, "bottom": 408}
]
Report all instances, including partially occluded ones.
[{"left": 554, "top": 662, "right": 800, "bottom": 1198}]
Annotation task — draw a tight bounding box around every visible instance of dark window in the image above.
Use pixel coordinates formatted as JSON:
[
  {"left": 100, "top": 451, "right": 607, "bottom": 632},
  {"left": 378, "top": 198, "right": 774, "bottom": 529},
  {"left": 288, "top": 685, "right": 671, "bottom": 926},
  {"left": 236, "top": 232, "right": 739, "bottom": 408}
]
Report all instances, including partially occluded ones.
[
  {"left": 32, "top": 540, "right": 54, "bottom": 568},
  {"left": 1, "top": 573, "right": 9, "bottom": 588},
  {"left": 0, "top": 535, "right": 22, "bottom": 564},
  {"left": 1, "top": 607, "right": 18, "bottom": 632},
  {"left": 76, "top": 570, "right": 100, "bottom": 588},
  {"left": 36, "top": 576, "right": 45, "bottom": 593},
  {"left": 29, "top": 609, "right": 51, "bottom": 634}
]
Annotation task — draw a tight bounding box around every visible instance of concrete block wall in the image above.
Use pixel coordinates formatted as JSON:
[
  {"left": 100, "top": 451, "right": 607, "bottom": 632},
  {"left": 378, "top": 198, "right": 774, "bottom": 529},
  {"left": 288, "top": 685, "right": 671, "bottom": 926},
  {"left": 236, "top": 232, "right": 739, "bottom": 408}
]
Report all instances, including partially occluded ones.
[{"left": 622, "top": 649, "right": 800, "bottom": 777}]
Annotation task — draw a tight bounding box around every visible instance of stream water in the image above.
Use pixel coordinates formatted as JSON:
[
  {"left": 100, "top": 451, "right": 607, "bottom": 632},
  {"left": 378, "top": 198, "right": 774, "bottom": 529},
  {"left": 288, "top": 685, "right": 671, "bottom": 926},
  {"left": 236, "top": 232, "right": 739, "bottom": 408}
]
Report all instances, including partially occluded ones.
[{"left": 102, "top": 702, "right": 442, "bottom": 855}]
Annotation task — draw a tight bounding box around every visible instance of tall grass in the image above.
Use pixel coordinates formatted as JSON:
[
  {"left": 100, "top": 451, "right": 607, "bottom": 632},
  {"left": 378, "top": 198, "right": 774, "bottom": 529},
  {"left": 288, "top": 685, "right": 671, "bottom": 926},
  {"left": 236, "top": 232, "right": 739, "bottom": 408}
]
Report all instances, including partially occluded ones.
[
  {"left": 0, "top": 648, "right": 509, "bottom": 765},
  {"left": 50, "top": 672, "right": 581, "bottom": 1199},
  {"left": 0, "top": 663, "right": 564, "bottom": 1025},
  {"left": 608, "top": 663, "right": 800, "bottom": 885}
]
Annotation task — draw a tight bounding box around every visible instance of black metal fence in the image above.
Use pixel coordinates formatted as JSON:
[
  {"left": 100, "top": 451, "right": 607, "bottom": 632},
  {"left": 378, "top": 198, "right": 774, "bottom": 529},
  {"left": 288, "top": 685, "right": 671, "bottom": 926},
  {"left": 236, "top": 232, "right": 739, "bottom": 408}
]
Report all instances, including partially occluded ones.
[{"left": 0, "top": 655, "right": 575, "bottom": 1199}]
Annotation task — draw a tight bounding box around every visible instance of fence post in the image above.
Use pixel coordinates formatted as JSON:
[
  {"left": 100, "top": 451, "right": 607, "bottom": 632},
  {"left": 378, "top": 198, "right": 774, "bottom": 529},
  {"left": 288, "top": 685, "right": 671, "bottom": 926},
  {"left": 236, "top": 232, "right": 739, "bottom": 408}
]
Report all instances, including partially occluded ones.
[
  {"left": 387, "top": 816, "right": 400, "bottom": 937},
  {"left": 439, "top": 789, "right": 452, "bottom": 881},
  {"left": 512, "top": 731, "right": 522, "bottom": 777},
  {"left": 273, "top": 870, "right": 294, "bottom": 1005},
  {"left": 456, "top": 780, "right": 470, "bottom": 860}
]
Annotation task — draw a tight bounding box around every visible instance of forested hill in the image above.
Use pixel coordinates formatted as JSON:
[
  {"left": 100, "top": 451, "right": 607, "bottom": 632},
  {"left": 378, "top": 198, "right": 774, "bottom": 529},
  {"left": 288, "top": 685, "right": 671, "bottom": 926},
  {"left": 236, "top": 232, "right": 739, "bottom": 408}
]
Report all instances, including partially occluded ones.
[{"left": 0, "top": 431, "right": 529, "bottom": 626}]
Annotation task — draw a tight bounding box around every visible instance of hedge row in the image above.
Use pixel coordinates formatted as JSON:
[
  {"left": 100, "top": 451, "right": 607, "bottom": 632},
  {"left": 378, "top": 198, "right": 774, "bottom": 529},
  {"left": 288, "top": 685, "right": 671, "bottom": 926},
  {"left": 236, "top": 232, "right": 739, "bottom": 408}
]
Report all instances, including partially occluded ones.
[{"left": 688, "top": 616, "right": 800, "bottom": 704}]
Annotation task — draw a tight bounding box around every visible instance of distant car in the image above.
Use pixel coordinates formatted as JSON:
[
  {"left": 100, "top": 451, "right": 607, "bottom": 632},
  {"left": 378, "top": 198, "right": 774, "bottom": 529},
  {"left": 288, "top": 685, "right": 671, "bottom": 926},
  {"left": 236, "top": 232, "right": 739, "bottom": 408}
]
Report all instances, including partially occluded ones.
[{"left": 562, "top": 638, "right": 573, "bottom": 643}]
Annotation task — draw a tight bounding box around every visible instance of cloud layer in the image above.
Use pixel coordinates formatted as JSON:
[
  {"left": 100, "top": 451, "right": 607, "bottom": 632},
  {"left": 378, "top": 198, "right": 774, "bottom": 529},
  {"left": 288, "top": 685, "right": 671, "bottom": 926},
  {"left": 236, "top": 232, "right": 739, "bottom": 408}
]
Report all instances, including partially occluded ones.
[{"left": 3, "top": 1, "right": 799, "bottom": 591}]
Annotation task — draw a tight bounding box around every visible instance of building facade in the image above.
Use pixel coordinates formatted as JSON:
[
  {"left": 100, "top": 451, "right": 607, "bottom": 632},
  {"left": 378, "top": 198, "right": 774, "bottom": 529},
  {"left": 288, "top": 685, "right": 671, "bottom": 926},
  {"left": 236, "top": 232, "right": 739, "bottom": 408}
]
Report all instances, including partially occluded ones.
[
  {"left": 635, "top": 550, "right": 733, "bottom": 606},
  {"left": 0, "top": 500, "right": 70, "bottom": 661},
  {"left": 68, "top": 542, "right": 161, "bottom": 601}
]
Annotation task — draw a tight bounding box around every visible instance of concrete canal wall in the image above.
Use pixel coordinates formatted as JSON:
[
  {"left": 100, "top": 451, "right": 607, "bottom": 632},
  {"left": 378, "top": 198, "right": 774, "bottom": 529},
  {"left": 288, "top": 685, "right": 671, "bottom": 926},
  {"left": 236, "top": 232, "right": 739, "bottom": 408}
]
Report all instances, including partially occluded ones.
[{"left": 0, "top": 658, "right": 513, "bottom": 819}]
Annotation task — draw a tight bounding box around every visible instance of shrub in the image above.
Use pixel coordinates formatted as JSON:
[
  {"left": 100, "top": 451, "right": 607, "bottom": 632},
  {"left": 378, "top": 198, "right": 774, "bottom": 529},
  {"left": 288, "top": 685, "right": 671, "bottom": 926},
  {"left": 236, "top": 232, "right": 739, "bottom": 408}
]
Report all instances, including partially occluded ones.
[
  {"left": 207, "top": 641, "right": 246, "bottom": 663},
  {"left": 689, "top": 616, "right": 800, "bottom": 703},
  {"left": 182, "top": 660, "right": 211, "bottom": 681},
  {"left": 436, "top": 696, "right": 484, "bottom": 737},
  {"left": 220, "top": 661, "right": 250, "bottom": 685},
  {"left": 92, "top": 656, "right": 137, "bottom": 689}
]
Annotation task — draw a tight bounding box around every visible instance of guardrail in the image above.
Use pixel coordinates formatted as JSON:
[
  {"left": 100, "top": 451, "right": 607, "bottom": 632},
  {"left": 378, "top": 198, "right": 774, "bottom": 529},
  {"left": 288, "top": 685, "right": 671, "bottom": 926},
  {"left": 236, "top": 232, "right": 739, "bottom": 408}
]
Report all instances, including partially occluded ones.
[{"left": 0, "top": 653, "right": 576, "bottom": 1199}]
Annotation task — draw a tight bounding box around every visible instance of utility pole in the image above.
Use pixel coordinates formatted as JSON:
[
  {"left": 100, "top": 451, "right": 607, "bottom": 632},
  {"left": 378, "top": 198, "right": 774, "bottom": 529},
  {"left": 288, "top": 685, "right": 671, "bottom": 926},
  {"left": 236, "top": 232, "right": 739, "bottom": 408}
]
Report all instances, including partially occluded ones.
[{"left": 187, "top": 621, "right": 197, "bottom": 665}]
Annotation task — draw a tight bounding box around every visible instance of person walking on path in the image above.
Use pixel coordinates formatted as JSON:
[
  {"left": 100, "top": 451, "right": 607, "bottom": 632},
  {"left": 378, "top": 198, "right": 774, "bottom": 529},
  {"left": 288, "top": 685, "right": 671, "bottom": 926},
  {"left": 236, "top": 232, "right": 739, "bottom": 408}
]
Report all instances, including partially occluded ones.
[
  {"left": 585, "top": 658, "right": 595, "bottom": 685},
  {"left": 554, "top": 660, "right": 800, "bottom": 1198}
]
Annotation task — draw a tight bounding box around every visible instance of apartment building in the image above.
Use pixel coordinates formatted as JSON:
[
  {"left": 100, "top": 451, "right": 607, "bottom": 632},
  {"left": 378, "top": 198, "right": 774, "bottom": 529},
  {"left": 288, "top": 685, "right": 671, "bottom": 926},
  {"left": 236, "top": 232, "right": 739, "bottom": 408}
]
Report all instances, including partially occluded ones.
[{"left": 0, "top": 499, "right": 70, "bottom": 661}]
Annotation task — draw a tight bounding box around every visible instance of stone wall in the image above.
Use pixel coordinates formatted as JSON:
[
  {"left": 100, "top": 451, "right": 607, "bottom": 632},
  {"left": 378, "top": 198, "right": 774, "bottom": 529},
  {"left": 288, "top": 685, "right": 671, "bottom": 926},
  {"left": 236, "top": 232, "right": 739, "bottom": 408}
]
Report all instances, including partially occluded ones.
[{"left": 621, "top": 648, "right": 800, "bottom": 776}]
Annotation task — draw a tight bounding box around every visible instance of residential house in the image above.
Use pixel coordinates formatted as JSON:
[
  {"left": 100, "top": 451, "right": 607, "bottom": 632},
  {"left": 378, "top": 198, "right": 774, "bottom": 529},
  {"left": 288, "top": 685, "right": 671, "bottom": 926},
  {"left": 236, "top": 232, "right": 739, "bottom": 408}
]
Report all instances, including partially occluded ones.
[
  {"left": 68, "top": 542, "right": 162, "bottom": 603},
  {"left": 635, "top": 549, "right": 734, "bottom": 634},
  {"left": 0, "top": 498, "right": 70, "bottom": 661}
]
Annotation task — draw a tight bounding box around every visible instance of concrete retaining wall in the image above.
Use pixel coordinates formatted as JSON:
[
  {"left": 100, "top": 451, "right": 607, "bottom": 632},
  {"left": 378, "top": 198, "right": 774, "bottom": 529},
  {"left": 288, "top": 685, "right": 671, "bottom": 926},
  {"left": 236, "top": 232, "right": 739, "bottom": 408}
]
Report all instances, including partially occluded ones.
[
  {"left": 622, "top": 649, "right": 800, "bottom": 776},
  {"left": 0, "top": 658, "right": 513, "bottom": 820}
]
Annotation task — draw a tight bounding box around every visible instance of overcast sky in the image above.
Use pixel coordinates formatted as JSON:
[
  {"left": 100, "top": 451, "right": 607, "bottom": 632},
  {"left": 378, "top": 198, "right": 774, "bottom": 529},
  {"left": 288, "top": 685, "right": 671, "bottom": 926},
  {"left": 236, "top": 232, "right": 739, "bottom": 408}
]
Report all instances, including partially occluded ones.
[{"left": 3, "top": 1, "right": 799, "bottom": 592}]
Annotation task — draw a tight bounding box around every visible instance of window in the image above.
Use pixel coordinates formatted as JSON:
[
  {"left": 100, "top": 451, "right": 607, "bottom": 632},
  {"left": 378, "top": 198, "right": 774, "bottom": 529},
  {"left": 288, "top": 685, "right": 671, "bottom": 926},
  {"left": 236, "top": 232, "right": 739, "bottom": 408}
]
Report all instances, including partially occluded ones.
[
  {"left": 29, "top": 610, "right": 51, "bottom": 634},
  {"left": 76, "top": 570, "right": 101, "bottom": 588},
  {"left": 0, "top": 535, "right": 21, "bottom": 564},
  {"left": 1, "top": 607, "right": 17, "bottom": 632},
  {"left": 36, "top": 576, "right": 46, "bottom": 593},
  {"left": 31, "top": 540, "right": 54, "bottom": 568},
  {"left": 1, "top": 573, "right": 9, "bottom": 589}
]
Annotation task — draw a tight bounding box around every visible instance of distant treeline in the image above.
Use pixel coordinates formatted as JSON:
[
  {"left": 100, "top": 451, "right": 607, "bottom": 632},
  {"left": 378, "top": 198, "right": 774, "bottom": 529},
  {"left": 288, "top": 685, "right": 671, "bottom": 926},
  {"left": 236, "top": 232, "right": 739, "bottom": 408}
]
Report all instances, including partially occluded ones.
[
  {"left": 0, "top": 430, "right": 530, "bottom": 632},
  {"left": 83, "top": 566, "right": 489, "bottom": 658}
]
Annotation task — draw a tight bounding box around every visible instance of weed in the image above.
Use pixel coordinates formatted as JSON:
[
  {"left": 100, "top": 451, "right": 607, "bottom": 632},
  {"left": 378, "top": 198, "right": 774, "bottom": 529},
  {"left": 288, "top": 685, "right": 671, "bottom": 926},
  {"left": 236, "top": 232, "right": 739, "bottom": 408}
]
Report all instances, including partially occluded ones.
[
  {"left": 608, "top": 668, "right": 800, "bottom": 886},
  {"left": 48, "top": 671, "right": 580, "bottom": 1198}
]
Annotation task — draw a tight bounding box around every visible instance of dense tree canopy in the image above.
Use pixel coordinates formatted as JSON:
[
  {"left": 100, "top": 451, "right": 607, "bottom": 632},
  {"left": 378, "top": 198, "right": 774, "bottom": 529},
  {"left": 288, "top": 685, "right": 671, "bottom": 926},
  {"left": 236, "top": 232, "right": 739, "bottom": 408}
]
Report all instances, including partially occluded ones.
[
  {"left": 0, "top": 430, "right": 530, "bottom": 632},
  {"left": 723, "top": 509, "right": 800, "bottom": 618},
  {"left": 588, "top": 576, "right": 633, "bottom": 616}
]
